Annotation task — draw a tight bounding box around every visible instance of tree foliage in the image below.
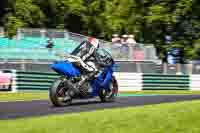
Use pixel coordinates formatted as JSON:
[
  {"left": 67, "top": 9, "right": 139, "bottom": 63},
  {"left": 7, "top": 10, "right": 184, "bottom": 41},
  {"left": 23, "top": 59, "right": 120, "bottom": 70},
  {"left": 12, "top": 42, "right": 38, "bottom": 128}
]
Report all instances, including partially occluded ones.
[
  {"left": 15, "top": 0, "right": 46, "bottom": 27},
  {"left": 5, "top": 16, "right": 25, "bottom": 38},
  {"left": 0, "top": 0, "right": 198, "bottom": 59}
]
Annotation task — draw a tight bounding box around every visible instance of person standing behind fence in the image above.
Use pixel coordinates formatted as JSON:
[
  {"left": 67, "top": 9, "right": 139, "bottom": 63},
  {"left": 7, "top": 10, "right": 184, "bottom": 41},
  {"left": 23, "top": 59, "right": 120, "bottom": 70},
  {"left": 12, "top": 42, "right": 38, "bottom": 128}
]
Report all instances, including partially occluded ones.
[
  {"left": 127, "top": 34, "right": 136, "bottom": 60},
  {"left": 127, "top": 34, "right": 136, "bottom": 46},
  {"left": 120, "top": 34, "right": 130, "bottom": 60},
  {"left": 111, "top": 34, "right": 121, "bottom": 59},
  {"left": 112, "top": 34, "right": 120, "bottom": 43}
]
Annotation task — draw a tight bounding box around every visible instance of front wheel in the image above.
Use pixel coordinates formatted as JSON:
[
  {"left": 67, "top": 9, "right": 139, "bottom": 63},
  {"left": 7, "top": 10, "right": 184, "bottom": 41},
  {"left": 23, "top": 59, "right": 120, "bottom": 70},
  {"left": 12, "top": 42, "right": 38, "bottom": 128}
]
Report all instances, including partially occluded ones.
[
  {"left": 49, "top": 77, "right": 72, "bottom": 107},
  {"left": 99, "top": 76, "right": 118, "bottom": 102}
]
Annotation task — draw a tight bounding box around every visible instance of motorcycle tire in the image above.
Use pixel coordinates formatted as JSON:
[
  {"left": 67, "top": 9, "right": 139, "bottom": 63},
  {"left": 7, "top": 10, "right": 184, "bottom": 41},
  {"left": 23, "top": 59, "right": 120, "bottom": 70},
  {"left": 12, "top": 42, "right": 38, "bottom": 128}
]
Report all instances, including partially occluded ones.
[
  {"left": 49, "top": 77, "right": 72, "bottom": 107},
  {"left": 99, "top": 76, "right": 118, "bottom": 102}
]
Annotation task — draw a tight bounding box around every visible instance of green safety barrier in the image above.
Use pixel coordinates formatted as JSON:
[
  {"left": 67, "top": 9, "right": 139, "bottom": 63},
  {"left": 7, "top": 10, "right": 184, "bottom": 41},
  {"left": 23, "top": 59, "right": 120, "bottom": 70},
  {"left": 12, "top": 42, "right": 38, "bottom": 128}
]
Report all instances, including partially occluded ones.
[
  {"left": 142, "top": 74, "right": 190, "bottom": 90},
  {"left": 15, "top": 71, "right": 59, "bottom": 91},
  {"left": 12, "top": 71, "right": 191, "bottom": 91}
]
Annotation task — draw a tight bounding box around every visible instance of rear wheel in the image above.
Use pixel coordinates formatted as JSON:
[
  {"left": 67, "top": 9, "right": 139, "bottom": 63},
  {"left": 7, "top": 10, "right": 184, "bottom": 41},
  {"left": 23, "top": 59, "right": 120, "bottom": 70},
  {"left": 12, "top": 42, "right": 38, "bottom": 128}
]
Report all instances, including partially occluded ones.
[
  {"left": 99, "top": 76, "right": 118, "bottom": 102},
  {"left": 49, "top": 78, "right": 72, "bottom": 107}
]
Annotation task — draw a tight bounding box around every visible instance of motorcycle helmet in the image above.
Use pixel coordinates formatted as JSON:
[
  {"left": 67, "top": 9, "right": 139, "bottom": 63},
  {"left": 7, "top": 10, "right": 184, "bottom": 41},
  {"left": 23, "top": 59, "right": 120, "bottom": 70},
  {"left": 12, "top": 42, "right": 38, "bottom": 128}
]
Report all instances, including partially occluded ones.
[
  {"left": 88, "top": 37, "right": 100, "bottom": 49},
  {"left": 97, "top": 53, "right": 113, "bottom": 67}
]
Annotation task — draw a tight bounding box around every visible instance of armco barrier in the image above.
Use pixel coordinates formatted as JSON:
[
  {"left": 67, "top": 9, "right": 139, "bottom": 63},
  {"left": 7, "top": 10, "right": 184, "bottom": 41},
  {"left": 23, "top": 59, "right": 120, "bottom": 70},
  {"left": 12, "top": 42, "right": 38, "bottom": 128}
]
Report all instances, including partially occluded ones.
[
  {"left": 114, "top": 73, "right": 142, "bottom": 91},
  {"left": 142, "top": 74, "right": 190, "bottom": 90},
  {"left": 11, "top": 71, "right": 143, "bottom": 92},
  {"left": 190, "top": 75, "right": 200, "bottom": 90},
  {"left": 14, "top": 71, "right": 59, "bottom": 91},
  {"left": 3, "top": 70, "right": 200, "bottom": 92}
]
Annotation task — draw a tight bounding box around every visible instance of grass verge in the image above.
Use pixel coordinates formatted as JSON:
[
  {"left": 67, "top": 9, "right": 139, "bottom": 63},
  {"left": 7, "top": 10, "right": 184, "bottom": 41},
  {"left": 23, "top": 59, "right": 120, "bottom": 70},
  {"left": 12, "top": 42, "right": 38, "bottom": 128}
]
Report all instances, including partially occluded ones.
[
  {"left": 0, "top": 100, "right": 200, "bottom": 133},
  {"left": 0, "top": 91, "right": 48, "bottom": 102},
  {"left": 1, "top": 90, "right": 200, "bottom": 102}
]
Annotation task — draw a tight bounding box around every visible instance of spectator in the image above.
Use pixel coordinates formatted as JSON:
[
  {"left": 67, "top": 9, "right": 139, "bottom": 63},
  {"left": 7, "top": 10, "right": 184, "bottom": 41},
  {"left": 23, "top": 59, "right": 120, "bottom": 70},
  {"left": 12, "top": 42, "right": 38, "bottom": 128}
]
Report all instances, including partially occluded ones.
[
  {"left": 121, "top": 34, "right": 128, "bottom": 44},
  {"left": 126, "top": 34, "right": 136, "bottom": 60},
  {"left": 120, "top": 34, "right": 130, "bottom": 59},
  {"left": 46, "top": 38, "right": 54, "bottom": 53},
  {"left": 111, "top": 35, "right": 121, "bottom": 59},
  {"left": 127, "top": 34, "right": 136, "bottom": 46},
  {"left": 46, "top": 38, "right": 54, "bottom": 49},
  {"left": 111, "top": 35, "right": 121, "bottom": 48},
  {"left": 111, "top": 34, "right": 120, "bottom": 43}
]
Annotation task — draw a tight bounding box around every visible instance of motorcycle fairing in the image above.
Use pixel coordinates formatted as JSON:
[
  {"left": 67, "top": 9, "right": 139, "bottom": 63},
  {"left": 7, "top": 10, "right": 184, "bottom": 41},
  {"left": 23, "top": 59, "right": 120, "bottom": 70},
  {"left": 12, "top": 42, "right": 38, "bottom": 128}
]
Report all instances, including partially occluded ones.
[
  {"left": 90, "top": 66, "right": 113, "bottom": 96},
  {"left": 51, "top": 61, "right": 80, "bottom": 77}
]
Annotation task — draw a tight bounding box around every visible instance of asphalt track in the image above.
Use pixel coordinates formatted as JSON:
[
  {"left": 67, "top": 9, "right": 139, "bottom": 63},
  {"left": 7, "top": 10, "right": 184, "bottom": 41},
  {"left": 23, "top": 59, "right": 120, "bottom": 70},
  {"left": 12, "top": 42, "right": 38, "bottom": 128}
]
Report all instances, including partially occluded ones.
[{"left": 1, "top": 95, "right": 200, "bottom": 120}]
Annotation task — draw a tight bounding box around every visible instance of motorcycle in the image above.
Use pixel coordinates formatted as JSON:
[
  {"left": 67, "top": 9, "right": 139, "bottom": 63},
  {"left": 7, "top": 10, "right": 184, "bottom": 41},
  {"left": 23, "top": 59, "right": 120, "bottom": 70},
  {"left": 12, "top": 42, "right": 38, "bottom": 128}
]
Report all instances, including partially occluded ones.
[{"left": 49, "top": 44, "right": 118, "bottom": 107}]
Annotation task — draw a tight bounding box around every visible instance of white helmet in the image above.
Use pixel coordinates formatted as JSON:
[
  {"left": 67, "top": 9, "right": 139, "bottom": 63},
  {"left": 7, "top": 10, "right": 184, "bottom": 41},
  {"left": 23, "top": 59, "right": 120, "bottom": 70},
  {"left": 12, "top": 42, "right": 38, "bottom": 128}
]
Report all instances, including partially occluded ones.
[{"left": 88, "top": 37, "right": 100, "bottom": 49}]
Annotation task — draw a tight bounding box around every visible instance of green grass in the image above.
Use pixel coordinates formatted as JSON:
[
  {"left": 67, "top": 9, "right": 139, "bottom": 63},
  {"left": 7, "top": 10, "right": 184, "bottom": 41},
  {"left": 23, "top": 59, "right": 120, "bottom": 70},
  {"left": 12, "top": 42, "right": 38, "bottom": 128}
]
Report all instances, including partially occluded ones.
[
  {"left": 0, "top": 92, "right": 48, "bottom": 102},
  {"left": 1, "top": 100, "right": 200, "bottom": 133},
  {"left": 1, "top": 90, "right": 200, "bottom": 102}
]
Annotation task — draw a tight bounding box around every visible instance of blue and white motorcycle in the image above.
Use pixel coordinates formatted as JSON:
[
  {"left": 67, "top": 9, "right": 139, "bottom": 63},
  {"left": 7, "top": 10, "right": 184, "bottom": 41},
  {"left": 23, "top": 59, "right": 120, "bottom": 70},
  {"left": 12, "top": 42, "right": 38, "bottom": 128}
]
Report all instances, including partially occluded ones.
[{"left": 49, "top": 43, "right": 118, "bottom": 107}]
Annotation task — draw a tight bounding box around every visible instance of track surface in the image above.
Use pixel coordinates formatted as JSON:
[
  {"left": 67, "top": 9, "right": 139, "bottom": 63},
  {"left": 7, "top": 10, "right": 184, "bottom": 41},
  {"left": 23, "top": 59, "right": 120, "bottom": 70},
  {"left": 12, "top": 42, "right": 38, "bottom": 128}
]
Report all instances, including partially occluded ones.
[{"left": 1, "top": 95, "right": 200, "bottom": 120}]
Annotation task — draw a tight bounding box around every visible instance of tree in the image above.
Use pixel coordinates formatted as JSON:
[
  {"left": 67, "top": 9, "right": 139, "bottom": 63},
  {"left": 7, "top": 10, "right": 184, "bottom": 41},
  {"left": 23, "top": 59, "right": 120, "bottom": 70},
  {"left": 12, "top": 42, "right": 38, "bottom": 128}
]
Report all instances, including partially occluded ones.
[
  {"left": 35, "top": 0, "right": 58, "bottom": 28},
  {"left": 57, "top": 0, "right": 86, "bottom": 32},
  {"left": 0, "top": 0, "right": 199, "bottom": 59},
  {"left": 5, "top": 16, "right": 25, "bottom": 38},
  {"left": 0, "top": 0, "right": 15, "bottom": 26},
  {"left": 4, "top": 0, "right": 47, "bottom": 37},
  {"left": 143, "top": 0, "right": 193, "bottom": 59},
  {"left": 14, "top": 0, "right": 46, "bottom": 27}
]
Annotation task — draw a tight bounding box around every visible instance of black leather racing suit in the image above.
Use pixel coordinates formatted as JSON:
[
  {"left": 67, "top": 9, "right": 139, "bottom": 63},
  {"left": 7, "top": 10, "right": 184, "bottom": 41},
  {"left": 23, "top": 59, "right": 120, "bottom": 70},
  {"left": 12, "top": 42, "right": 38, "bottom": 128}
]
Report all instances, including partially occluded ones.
[
  {"left": 69, "top": 41, "right": 98, "bottom": 95},
  {"left": 72, "top": 41, "right": 95, "bottom": 60},
  {"left": 71, "top": 41, "right": 97, "bottom": 72}
]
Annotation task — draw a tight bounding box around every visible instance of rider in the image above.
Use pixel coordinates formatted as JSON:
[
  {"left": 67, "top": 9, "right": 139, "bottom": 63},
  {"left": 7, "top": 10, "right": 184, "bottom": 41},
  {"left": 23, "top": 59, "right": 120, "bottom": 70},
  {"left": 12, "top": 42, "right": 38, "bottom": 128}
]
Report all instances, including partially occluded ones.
[
  {"left": 72, "top": 37, "right": 100, "bottom": 72},
  {"left": 66, "top": 37, "right": 100, "bottom": 98}
]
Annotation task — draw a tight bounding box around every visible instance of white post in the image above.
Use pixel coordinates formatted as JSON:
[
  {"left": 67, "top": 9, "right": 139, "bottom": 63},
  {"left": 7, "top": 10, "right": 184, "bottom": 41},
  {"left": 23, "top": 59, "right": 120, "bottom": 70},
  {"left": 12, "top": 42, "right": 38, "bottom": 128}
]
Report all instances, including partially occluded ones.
[
  {"left": 187, "top": 63, "right": 193, "bottom": 75},
  {"left": 176, "top": 63, "right": 182, "bottom": 74},
  {"left": 163, "top": 62, "right": 168, "bottom": 74},
  {"left": 40, "top": 29, "right": 46, "bottom": 45},
  {"left": 21, "top": 59, "right": 26, "bottom": 71},
  {"left": 11, "top": 69, "right": 17, "bottom": 92},
  {"left": 136, "top": 62, "right": 142, "bottom": 73},
  {"left": 64, "top": 30, "right": 69, "bottom": 40}
]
